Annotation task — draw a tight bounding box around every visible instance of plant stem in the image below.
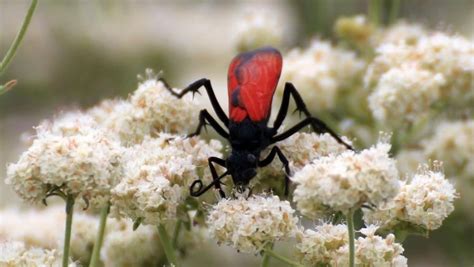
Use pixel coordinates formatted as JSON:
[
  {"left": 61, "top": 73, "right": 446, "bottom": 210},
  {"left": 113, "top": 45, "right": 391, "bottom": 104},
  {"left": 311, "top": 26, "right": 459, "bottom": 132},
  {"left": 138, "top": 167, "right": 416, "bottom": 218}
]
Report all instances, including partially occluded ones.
[
  {"left": 347, "top": 208, "right": 356, "bottom": 267},
  {"left": 262, "top": 248, "right": 303, "bottom": 267},
  {"left": 260, "top": 243, "right": 273, "bottom": 267},
  {"left": 388, "top": 0, "right": 401, "bottom": 25},
  {"left": 0, "top": 0, "right": 38, "bottom": 76},
  {"left": 172, "top": 220, "right": 182, "bottom": 249},
  {"left": 368, "top": 0, "right": 381, "bottom": 26},
  {"left": 62, "top": 194, "right": 75, "bottom": 267},
  {"left": 89, "top": 203, "right": 110, "bottom": 267},
  {"left": 158, "top": 224, "right": 179, "bottom": 267}
]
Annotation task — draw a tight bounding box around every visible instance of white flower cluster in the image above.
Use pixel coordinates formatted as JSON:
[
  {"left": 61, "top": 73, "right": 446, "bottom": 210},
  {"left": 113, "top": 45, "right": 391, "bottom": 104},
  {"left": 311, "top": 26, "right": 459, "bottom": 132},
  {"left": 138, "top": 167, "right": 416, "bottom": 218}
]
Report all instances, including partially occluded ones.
[
  {"left": 5, "top": 112, "right": 123, "bottom": 208},
  {"left": 295, "top": 223, "right": 348, "bottom": 265},
  {"left": 278, "top": 40, "right": 366, "bottom": 112},
  {"left": 423, "top": 120, "right": 474, "bottom": 179},
  {"left": 368, "top": 66, "right": 445, "bottom": 124},
  {"left": 292, "top": 142, "right": 399, "bottom": 217},
  {"left": 334, "top": 226, "right": 408, "bottom": 267},
  {"left": 206, "top": 195, "right": 298, "bottom": 253},
  {"left": 110, "top": 134, "right": 222, "bottom": 225},
  {"left": 88, "top": 77, "right": 199, "bottom": 146},
  {"left": 233, "top": 10, "right": 282, "bottom": 52},
  {"left": 260, "top": 132, "right": 351, "bottom": 177},
  {"left": 0, "top": 241, "right": 77, "bottom": 267},
  {"left": 364, "top": 164, "right": 457, "bottom": 231},
  {"left": 365, "top": 32, "right": 474, "bottom": 124},
  {"left": 101, "top": 218, "right": 162, "bottom": 267}
]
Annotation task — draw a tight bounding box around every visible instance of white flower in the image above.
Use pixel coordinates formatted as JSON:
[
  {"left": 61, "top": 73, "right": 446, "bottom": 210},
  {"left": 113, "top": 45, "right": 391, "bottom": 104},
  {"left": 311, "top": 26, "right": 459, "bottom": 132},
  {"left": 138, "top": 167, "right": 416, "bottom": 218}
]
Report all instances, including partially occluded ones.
[
  {"left": 368, "top": 66, "right": 445, "bottom": 124},
  {"left": 334, "top": 225, "right": 408, "bottom": 267},
  {"left": 292, "top": 141, "right": 400, "bottom": 217},
  {"left": 5, "top": 113, "right": 123, "bottom": 209},
  {"left": 295, "top": 223, "right": 348, "bottom": 265},
  {"left": 206, "top": 195, "right": 298, "bottom": 253},
  {"left": 423, "top": 120, "right": 474, "bottom": 179},
  {"left": 0, "top": 241, "right": 77, "bottom": 267},
  {"left": 110, "top": 134, "right": 222, "bottom": 225},
  {"left": 278, "top": 40, "right": 365, "bottom": 112},
  {"left": 377, "top": 21, "right": 427, "bottom": 45},
  {"left": 88, "top": 76, "right": 200, "bottom": 146},
  {"left": 233, "top": 10, "right": 282, "bottom": 52},
  {"left": 363, "top": 163, "right": 457, "bottom": 231},
  {"left": 101, "top": 218, "right": 162, "bottom": 267}
]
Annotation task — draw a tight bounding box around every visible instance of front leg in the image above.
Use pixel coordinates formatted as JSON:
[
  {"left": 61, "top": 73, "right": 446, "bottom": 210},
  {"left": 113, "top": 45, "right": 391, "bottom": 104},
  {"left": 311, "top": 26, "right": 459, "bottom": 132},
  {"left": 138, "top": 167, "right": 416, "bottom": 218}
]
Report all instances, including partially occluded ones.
[
  {"left": 271, "top": 82, "right": 353, "bottom": 150},
  {"left": 162, "top": 78, "right": 229, "bottom": 126},
  {"left": 190, "top": 157, "right": 228, "bottom": 198},
  {"left": 259, "top": 146, "right": 291, "bottom": 196},
  {"left": 191, "top": 109, "right": 229, "bottom": 139}
]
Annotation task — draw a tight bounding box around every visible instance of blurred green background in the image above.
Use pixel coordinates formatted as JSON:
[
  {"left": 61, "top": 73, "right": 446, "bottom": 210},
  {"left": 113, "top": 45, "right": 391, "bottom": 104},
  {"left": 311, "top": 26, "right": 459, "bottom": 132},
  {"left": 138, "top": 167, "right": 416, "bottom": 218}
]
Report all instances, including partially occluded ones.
[{"left": 1, "top": 0, "right": 473, "bottom": 266}]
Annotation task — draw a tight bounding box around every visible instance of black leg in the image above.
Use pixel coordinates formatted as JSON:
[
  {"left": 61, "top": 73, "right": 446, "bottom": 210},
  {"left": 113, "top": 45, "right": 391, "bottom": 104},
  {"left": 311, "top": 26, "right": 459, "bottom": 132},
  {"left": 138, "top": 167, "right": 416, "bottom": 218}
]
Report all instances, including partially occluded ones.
[
  {"left": 191, "top": 109, "right": 229, "bottom": 139},
  {"left": 190, "top": 157, "right": 227, "bottom": 198},
  {"left": 259, "top": 146, "right": 291, "bottom": 196},
  {"left": 271, "top": 82, "right": 353, "bottom": 150},
  {"left": 162, "top": 78, "right": 229, "bottom": 127},
  {"left": 272, "top": 117, "right": 353, "bottom": 150}
]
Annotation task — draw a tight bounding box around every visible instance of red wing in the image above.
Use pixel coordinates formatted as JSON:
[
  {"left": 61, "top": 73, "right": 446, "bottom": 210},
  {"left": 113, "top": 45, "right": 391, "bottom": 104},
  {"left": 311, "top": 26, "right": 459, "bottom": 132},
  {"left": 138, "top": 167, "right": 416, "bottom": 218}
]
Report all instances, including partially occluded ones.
[{"left": 228, "top": 47, "right": 283, "bottom": 123}]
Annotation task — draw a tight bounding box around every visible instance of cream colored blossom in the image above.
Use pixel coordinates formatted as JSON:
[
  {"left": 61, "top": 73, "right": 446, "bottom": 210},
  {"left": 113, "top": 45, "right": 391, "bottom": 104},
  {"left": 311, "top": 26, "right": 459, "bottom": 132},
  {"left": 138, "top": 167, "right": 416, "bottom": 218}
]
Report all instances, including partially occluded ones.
[
  {"left": 110, "top": 134, "right": 222, "bottom": 225},
  {"left": 101, "top": 218, "right": 162, "bottom": 267},
  {"left": 233, "top": 10, "right": 282, "bottom": 52},
  {"left": 423, "top": 120, "right": 474, "bottom": 178},
  {"left": 365, "top": 32, "right": 474, "bottom": 116},
  {"left": 368, "top": 66, "right": 445, "bottom": 124},
  {"left": 278, "top": 40, "right": 365, "bottom": 112},
  {"left": 292, "top": 141, "right": 399, "bottom": 217},
  {"left": 295, "top": 223, "right": 348, "bottom": 265},
  {"left": 206, "top": 195, "right": 298, "bottom": 253},
  {"left": 0, "top": 241, "right": 77, "bottom": 267},
  {"left": 377, "top": 21, "right": 427, "bottom": 45},
  {"left": 363, "top": 164, "right": 457, "bottom": 231},
  {"left": 334, "top": 226, "right": 407, "bottom": 267},
  {"left": 5, "top": 113, "right": 123, "bottom": 209},
  {"left": 88, "top": 75, "right": 200, "bottom": 146}
]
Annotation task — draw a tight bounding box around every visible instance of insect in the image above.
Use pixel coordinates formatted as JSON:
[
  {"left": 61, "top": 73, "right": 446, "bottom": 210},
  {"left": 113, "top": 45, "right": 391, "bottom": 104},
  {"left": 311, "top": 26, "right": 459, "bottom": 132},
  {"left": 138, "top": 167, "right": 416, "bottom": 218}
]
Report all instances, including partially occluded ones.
[{"left": 164, "top": 47, "right": 353, "bottom": 198}]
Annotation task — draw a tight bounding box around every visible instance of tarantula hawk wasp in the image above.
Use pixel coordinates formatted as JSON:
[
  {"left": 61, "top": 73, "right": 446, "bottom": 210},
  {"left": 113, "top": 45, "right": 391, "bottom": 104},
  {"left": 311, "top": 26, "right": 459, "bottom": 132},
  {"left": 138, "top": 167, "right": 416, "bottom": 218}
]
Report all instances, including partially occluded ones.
[{"left": 163, "top": 47, "right": 353, "bottom": 198}]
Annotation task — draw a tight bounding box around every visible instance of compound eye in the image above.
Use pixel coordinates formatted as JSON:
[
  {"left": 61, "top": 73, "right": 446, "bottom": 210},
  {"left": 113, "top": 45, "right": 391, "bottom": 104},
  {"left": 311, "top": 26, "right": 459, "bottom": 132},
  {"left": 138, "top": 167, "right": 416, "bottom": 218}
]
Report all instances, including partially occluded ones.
[{"left": 247, "top": 154, "right": 257, "bottom": 163}]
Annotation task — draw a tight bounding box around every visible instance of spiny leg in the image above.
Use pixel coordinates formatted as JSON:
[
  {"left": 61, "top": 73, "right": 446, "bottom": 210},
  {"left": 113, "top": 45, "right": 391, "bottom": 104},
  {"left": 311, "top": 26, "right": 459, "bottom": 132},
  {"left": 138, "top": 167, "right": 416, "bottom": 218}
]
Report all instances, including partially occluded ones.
[
  {"left": 259, "top": 146, "right": 291, "bottom": 196},
  {"left": 271, "top": 82, "right": 353, "bottom": 150},
  {"left": 190, "top": 157, "right": 227, "bottom": 198},
  {"left": 191, "top": 109, "right": 229, "bottom": 139},
  {"left": 162, "top": 78, "right": 229, "bottom": 126}
]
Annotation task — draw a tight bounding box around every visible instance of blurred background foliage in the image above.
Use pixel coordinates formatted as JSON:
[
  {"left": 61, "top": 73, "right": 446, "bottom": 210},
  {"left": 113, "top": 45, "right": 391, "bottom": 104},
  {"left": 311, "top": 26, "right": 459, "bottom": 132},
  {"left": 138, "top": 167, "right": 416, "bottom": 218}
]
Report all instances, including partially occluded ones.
[{"left": 1, "top": 0, "right": 473, "bottom": 266}]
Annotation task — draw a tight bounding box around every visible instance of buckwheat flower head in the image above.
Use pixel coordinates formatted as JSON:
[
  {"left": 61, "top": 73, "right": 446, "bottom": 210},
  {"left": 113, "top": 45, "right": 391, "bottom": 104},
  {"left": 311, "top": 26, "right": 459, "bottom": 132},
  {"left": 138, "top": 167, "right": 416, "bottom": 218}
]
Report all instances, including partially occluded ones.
[
  {"left": 5, "top": 113, "right": 123, "bottom": 209},
  {"left": 260, "top": 132, "right": 351, "bottom": 177},
  {"left": 364, "top": 163, "right": 457, "bottom": 231},
  {"left": 368, "top": 66, "right": 445, "bottom": 124},
  {"left": 292, "top": 141, "right": 399, "bottom": 217},
  {"left": 295, "top": 223, "right": 348, "bottom": 266},
  {"left": 206, "top": 195, "right": 298, "bottom": 253},
  {"left": 110, "top": 134, "right": 222, "bottom": 225},
  {"left": 423, "top": 120, "right": 474, "bottom": 178},
  {"left": 233, "top": 10, "right": 282, "bottom": 52},
  {"left": 101, "top": 218, "right": 162, "bottom": 267},
  {"left": 334, "top": 225, "right": 407, "bottom": 267},
  {"left": 0, "top": 241, "right": 77, "bottom": 267},
  {"left": 278, "top": 40, "right": 365, "bottom": 112},
  {"left": 377, "top": 21, "right": 427, "bottom": 45}
]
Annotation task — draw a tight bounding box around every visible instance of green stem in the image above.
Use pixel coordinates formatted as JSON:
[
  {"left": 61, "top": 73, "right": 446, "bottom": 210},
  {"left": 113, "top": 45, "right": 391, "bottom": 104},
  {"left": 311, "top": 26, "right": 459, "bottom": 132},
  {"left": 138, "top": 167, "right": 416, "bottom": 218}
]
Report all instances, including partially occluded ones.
[
  {"left": 368, "top": 0, "right": 381, "bottom": 26},
  {"left": 172, "top": 220, "right": 182, "bottom": 249},
  {"left": 62, "top": 194, "right": 75, "bottom": 267},
  {"left": 260, "top": 243, "right": 273, "bottom": 267},
  {"left": 388, "top": 0, "right": 401, "bottom": 24},
  {"left": 0, "top": 0, "right": 38, "bottom": 76},
  {"left": 347, "top": 208, "right": 356, "bottom": 267},
  {"left": 89, "top": 203, "right": 110, "bottom": 267},
  {"left": 158, "top": 224, "right": 179, "bottom": 267},
  {"left": 262, "top": 248, "right": 303, "bottom": 267}
]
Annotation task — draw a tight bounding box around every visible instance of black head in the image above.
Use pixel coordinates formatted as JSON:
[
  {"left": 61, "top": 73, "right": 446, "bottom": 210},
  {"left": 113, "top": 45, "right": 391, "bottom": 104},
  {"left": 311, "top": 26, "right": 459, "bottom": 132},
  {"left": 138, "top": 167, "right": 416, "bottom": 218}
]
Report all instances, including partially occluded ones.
[{"left": 226, "top": 150, "right": 259, "bottom": 192}]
